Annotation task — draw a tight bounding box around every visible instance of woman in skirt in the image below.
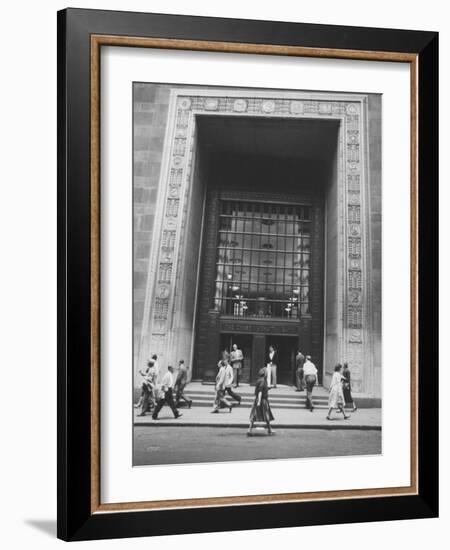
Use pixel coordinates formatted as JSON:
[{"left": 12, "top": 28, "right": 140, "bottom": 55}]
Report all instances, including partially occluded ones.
[
  {"left": 247, "top": 367, "right": 275, "bottom": 436},
  {"left": 342, "top": 362, "right": 357, "bottom": 412},
  {"left": 326, "top": 364, "right": 350, "bottom": 420}
]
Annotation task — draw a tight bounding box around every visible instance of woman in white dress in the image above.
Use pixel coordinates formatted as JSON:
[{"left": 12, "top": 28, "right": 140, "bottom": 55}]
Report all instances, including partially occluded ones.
[{"left": 326, "top": 364, "right": 350, "bottom": 420}]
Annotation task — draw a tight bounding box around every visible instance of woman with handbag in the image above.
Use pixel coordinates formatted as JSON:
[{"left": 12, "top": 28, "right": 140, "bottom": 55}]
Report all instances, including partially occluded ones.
[
  {"left": 247, "top": 367, "right": 275, "bottom": 436},
  {"left": 326, "top": 364, "right": 350, "bottom": 420}
]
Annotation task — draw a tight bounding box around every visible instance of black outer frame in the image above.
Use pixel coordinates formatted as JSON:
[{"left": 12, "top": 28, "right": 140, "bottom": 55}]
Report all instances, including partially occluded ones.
[{"left": 57, "top": 7, "right": 438, "bottom": 542}]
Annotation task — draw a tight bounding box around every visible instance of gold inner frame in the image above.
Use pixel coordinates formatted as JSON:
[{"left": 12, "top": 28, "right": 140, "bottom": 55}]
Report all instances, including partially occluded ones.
[{"left": 90, "top": 35, "right": 419, "bottom": 514}]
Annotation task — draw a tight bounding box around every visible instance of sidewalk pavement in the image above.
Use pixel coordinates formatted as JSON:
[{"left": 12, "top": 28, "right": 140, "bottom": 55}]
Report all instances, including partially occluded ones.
[{"left": 134, "top": 383, "right": 381, "bottom": 430}]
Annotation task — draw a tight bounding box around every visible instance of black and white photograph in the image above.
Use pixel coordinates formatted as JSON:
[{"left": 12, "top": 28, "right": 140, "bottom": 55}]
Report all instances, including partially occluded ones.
[
  {"left": 132, "top": 83, "right": 382, "bottom": 466},
  {"left": 0, "top": 0, "right": 442, "bottom": 546}
]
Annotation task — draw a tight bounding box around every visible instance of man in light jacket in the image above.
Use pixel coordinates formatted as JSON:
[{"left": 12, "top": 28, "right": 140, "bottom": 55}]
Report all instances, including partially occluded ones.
[
  {"left": 303, "top": 355, "right": 318, "bottom": 412},
  {"left": 266, "top": 345, "right": 279, "bottom": 388},
  {"left": 211, "top": 360, "right": 233, "bottom": 413},
  {"left": 224, "top": 360, "right": 241, "bottom": 404},
  {"left": 230, "top": 344, "right": 244, "bottom": 388}
]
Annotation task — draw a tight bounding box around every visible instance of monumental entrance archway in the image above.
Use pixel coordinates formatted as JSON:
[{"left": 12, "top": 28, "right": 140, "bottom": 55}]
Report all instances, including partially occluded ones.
[{"left": 137, "top": 88, "right": 380, "bottom": 396}]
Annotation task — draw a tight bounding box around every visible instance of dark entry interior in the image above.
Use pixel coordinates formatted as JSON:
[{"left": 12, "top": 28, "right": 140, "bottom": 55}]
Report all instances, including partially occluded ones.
[{"left": 219, "top": 334, "right": 297, "bottom": 386}]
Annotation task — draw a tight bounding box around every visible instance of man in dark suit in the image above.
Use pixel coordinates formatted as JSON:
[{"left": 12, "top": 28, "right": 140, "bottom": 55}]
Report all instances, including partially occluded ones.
[
  {"left": 174, "top": 359, "right": 192, "bottom": 408},
  {"left": 267, "top": 345, "right": 279, "bottom": 388}
]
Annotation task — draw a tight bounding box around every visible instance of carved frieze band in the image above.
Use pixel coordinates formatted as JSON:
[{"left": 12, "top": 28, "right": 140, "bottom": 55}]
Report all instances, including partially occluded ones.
[
  {"left": 149, "top": 95, "right": 367, "bottom": 382},
  {"left": 149, "top": 99, "right": 192, "bottom": 346},
  {"left": 344, "top": 103, "right": 365, "bottom": 389}
]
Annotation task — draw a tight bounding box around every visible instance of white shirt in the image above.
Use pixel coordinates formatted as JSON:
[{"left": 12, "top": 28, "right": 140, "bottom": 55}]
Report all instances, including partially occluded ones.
[
  {"left": 215, "top": 366, "right": 227, "bottom": 390},
  {"left": 303, "top": 360, "right": 318, "bottom": 377},
  {"left": 161, "top": 371, "right": 174, "bottom": 390},
  {"left": 269, "top": 351, "right": 274, "bottom": 361},
  {"left": 224, "top": 364, "right": 234, "bottom": 388}
]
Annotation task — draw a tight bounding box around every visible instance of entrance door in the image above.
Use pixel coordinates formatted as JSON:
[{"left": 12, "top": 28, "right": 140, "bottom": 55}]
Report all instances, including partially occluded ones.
[{"left": 266, "top": 336, "right": 298, "bottom": 386}]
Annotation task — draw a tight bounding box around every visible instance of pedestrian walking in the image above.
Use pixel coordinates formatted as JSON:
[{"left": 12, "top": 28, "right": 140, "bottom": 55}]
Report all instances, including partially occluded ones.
[
  {"left": 326, "top": 364, "right": 350, "bottom": 420},
  {"left": 211, "top": 360, "right": 233, "bottom": 413},
  {"left": 303, "top": 355, "right": 318, "bottom": 411},
  {"left": 230, "top": 343, "right": 243, "bottom": 387},
  {"left": 152, "top": 365, "right": 182, "bottom": 420},
  {"left": 136, "top": 359, "right": 158, "bottom": 416},
  {"left": 224, "top": 360, "right": 241, "bottom": 404},
  {"left": 266, "top": 345, "right": 279, "bottom": 388},
  {"left": 151, "top": 353, "right": 160, "bottom": 381},
  {"left": 295, "top": 350, "right": 305, "bottom": 391},
  {"left": 134, "top": 360, "right": 150, "bottom": 409},
  {"left": 247, "top": 367, "right": 275, "bottom": 436},
  {"left": 342, "top": 362, "right": 357, "bottom": 412},
  {"left": 174, "top": 359, "right": 192, "bottom": 409}
]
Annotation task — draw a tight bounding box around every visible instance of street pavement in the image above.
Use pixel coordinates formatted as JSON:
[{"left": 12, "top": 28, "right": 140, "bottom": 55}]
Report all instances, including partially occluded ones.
[
  {"left": 134, "top": 383, "right": 381, "bottom": 430},
  {"left": 133, "top": 426, "right": 382, "bottom": 465}
]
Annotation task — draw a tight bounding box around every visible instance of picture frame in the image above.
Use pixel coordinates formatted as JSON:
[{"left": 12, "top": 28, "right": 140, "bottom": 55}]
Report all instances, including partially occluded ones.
[{"left": 57, "top": 7, "right": 438, "bottom": 541}]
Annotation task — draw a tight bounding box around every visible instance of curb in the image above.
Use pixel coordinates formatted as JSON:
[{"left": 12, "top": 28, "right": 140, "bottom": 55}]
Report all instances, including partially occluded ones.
[{"left": 134, "top": 421, "right": 381, "bottom": 430}]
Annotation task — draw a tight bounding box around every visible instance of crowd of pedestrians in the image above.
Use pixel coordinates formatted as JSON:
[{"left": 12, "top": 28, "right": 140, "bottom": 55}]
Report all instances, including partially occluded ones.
[
  {"left": 135, "top": 355, "right": 191, "bottom": 420},
  {"left": 135, "top": 346, "right": 358, "bottom": 429}
]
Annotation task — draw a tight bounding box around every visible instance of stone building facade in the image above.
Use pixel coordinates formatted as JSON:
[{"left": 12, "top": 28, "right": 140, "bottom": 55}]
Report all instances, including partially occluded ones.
[{"left": 133, "top": 83, "right": 381, "bottom": 397}]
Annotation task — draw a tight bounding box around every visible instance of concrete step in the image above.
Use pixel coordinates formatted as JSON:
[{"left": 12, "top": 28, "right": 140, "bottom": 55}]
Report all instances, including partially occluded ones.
[
  {"left": 178, "top": 402, "right": 330, "bottom": 410},
  {"left": 178, "top": 388, "right": 329, "bottom": 410},
  {"left": 185, "top": 383, "right": 381, "bottom": 408},
  {"left": 185, "top": 394, "right": 328, "bottom": 407},
  {"left": 186, "top": 388, "right": 328, "bottom": 403},
  {"left": 134, "top": 384, "right": 380, "bottom": 408}
]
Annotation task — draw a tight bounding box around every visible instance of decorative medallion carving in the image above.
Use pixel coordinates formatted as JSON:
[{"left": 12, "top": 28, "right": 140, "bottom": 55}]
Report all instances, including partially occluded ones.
[
  {"left": 233, "top": 99, "right": 247, "bottom": 112},
  {"left": 204, "top": 98, "right": 219, "bottom": 111},
  {"left": 178, "top": 97, "right": 191, "bottom": 110},
  {"left": 290, "top": 100, "right": 304, "bottom": 114},
  {"left": 172, "top": 156, "right": 183, "bottom": 168},
  {"left": 350, "top": 258, "right": 362, "bottom": 270},
  {"left": 349, "top": 224, "right": 361, "bottom": 237},
  {"left": 262, "top": 100, "right": 275, "bottom": 113},
  {"left": 319, "top": 102, "right": 332, "bottom": 114},
  {"left": 349, "top": 330, "right": 362, "bottom": 343},
  {"left": 346, "top": 103, "right": 360, "bottom": 115},
  {"left": 165, "top": 219, "right": 177, "bottom": 230},
  {"left": 157, "top": 284, "right": 170, "bottom": 299}
]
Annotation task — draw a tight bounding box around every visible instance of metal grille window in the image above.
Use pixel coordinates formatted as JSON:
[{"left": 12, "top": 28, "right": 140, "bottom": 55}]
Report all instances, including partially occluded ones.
[{"left": 214, "top": 200, "right": 311, "bottom": 318}]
